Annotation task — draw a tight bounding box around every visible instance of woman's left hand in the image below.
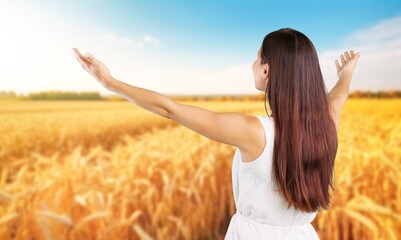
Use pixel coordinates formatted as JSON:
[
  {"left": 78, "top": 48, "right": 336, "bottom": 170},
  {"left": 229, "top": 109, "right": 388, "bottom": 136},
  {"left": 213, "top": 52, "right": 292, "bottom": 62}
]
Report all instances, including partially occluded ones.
[{"left": 73, "top": 48, "right": 115, "bottom": 89}]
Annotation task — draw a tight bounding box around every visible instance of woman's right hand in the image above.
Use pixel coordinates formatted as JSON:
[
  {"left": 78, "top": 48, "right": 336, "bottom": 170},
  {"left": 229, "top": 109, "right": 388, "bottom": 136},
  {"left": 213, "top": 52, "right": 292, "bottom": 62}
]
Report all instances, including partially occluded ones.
[{"left": 335, "top": 50, "right": 361, "bottom": 79}]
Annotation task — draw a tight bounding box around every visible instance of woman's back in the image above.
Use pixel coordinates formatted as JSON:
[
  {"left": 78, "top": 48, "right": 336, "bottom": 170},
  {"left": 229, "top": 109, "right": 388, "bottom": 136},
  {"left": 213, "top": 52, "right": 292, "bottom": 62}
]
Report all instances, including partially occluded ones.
[{"left": 224, "top": 115, "right": 320, "bottom": 240}]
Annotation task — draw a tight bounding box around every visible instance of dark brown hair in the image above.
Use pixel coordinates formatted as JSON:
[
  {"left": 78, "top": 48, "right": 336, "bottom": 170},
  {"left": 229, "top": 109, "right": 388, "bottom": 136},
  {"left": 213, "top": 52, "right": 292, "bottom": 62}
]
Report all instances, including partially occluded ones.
[{"left": 261, "top": 28, "right": 338, "bottom": 212}]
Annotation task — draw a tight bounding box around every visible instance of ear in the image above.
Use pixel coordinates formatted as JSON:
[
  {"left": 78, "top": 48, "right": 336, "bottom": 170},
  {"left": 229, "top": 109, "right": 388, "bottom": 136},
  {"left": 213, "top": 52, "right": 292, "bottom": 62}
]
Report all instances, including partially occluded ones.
[{"left": 263, "top": 63, "right": 269, "bottom": 81}]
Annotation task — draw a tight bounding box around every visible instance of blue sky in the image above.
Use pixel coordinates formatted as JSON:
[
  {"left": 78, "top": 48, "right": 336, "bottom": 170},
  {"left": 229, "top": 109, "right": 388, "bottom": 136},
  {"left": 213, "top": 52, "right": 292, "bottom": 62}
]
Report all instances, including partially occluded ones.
[
  {"left": 48, "top": 0, "right": 401, "bottom": 58},
  {"left": 1, "top": 0, "right": 401, "bottom": 95}
]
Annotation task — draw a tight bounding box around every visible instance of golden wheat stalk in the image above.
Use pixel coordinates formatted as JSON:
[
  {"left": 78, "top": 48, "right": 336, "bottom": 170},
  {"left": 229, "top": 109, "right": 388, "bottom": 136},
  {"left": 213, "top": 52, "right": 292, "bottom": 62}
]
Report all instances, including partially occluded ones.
[
  {"left": 35, "top": 210, "right": 73, "bottom": 226},
  {"left": 340, "top": 207, "right": 378, "bottom": 237},
  {"left": 75, "top": 211, "right": 110, "bottom": 229},
  {"left": 0, "top": 213, "right": 18, "bottom": 225},
  {"left": 0, "top": 191, "right": 12, "bottom": 204},
  {"left": 132, "top": 224, "right": 153, "bottom": 240}
]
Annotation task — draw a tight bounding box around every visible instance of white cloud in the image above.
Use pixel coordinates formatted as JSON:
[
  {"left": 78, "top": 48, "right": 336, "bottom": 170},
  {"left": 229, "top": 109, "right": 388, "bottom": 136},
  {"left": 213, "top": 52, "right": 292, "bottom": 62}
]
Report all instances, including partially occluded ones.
[
  {"left": 155, "top": 62, "right": 257, "bottom": 95},
  {"left": 319, "top": 15, "right": 401, "bottom": 92},
  {"left": 105, "top": 33, "right": 160, "bottom": 48},
  {"left": 143, "top": 35, "right": 160, "bottom": 45},
  {"left": 346, "top": 16, "right": 401, "bottom": 44}
]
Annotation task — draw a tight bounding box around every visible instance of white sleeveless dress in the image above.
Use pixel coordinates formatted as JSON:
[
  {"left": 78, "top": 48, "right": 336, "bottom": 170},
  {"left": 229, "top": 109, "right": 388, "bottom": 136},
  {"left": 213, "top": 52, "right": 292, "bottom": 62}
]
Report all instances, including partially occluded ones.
[{"left": 224, "top": 115, "right": 320, "bottom": 240}]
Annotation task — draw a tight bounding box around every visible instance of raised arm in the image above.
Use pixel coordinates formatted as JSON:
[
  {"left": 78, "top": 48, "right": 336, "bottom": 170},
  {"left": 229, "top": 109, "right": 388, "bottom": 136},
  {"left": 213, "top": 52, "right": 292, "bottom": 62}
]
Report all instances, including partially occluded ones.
[
  {"left": 72, "top": 48, "right": 263, "bottom": 153},
  {"left": 109, "top": 79, "right": 263, "bottom": 154},
  {"left": 327, "top": 50, "right": 361, "bottom": 131}
]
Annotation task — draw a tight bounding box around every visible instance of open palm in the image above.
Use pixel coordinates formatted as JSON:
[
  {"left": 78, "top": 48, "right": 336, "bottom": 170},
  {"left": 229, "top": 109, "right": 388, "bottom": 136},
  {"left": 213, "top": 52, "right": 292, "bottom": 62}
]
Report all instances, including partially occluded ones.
[
  {"left": 335, "top": 50, "right": 361, "bottom": 79},
  {"left": 73, "top": 48, "right": 114, "bottom": 89}
]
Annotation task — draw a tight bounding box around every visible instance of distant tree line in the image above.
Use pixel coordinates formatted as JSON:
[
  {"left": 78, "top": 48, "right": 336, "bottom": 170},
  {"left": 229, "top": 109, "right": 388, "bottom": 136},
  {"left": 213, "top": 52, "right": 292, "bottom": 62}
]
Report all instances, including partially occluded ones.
[
  {"left": 348, "top": 90, "right": 401, "bottom": 98},
  {"left": 0, "top": 90, "right": 400, "bottom": 101},
  {"left": 25, "top": 91, "right": 102, "bottom": 100},
  {"left": 0, "top": 91, "right": 101, "bottom": 100},
  {"left": 0, "top": 91, "right": 18, "bottom": 99}
]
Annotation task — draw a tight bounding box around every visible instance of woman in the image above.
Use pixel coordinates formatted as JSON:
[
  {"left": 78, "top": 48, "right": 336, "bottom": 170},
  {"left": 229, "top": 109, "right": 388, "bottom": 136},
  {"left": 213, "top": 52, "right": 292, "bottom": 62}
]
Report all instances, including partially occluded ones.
[{"left": 73, "top": 28, "right": 360, "bottom": 239}]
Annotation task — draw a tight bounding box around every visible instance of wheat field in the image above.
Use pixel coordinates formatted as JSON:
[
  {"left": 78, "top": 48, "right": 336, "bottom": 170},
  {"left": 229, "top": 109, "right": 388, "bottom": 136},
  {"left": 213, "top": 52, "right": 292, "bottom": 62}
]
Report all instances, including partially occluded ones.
[{"left": 0, "top": 99, "right": 400, "bottom": 239}]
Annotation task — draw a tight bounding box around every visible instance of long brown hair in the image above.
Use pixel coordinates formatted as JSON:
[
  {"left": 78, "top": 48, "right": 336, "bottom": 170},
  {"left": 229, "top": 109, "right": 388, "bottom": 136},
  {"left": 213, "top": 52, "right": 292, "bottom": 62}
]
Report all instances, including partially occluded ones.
[{"left": 261, "top": 28, "right": 338, "bottom": 212}]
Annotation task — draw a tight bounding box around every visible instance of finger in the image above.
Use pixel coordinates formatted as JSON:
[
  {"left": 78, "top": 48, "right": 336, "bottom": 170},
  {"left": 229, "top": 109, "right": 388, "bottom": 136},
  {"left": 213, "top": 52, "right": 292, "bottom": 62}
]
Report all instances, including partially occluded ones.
[
  {"left": 350, "top": 50, "right": 355, "bottom": 58},
  {"left": 76, "top": 54, "right": 94, "bottom": 70},
  {"left": 340, "top": 55, "right": 346, "bottom": 65},
  {"left": 75, "top": 52, "right": 90, "bottom": 66},
  {"left": 335, "top": 60, "right": 340, "bottom": 71},
  {"left": 73, "top": 48, "right": 98, "bottom": 75},
  {"left": 73, "top": 48, "right": 93, "bottom": 66},
  {"left": 75, "top": 53, "right": 91, "bottom": 72},
  {"left": 345, "top": 51, "right": 351, "bottom": 61},
  {"left": 77, "top": 58, "right": 90, "bottom": 72},
  {"left": 85, "top": 52, "right": 98, "bottom": 66},
  {"left": 73, "top": 48, "right": 85, "bottom": 59},
  {"left": 74, "top": 51, "right": 87, "bottom": 66}
]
